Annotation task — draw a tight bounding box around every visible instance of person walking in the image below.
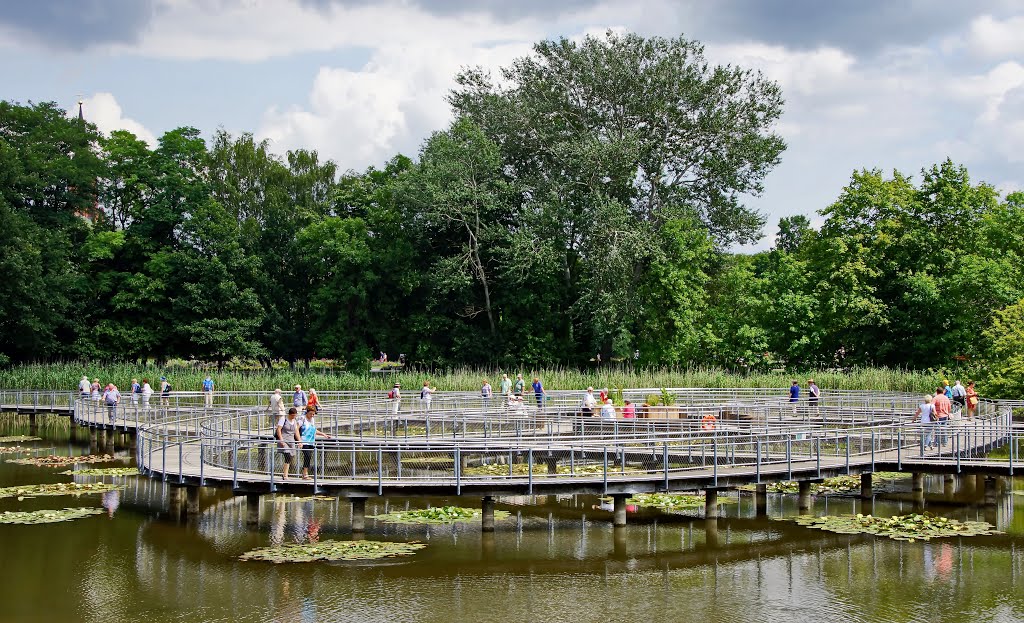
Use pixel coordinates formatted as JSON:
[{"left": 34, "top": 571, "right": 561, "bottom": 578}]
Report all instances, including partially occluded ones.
[
  {"left": 532, "top": 377, "right": 544, "bottom": 409},
  {"left": 916, "top": 394, "right": 935, "bottom": 451},
  {"left": 267, "top": 388, "right": 286, "bottom": 425},
  {"left": 202, "top": 375, "right": 215, "bottom": 408},
  {"left": 513, "top": 374, "right": 525, "bottom": 397},
  {"left": 499, "top": 374, "right": 511, "bottom": 397},
  {"left": 420, "top": 381, "right": 434, "bottom": 412},
  {"left": 789, "top": 380, "right": 800, "bottom": 414},
  {"left": 90, "top": 378, "right": 101, "bottom": 401},
  {"left": 966, "top": 381, "right": 979, "bottom": 420},
  {"left": 387, "top": 383, "right": 401, "bottom": 414},
  {"left": 581, "top": 387, "right": 597, "bottom": 417},
  {"left": 307, "top": 388, "right": 320, "bottom": 413},
  {"left": 600, "top": 398, "right": 616, "bottom": 421},
  {"left": 622, "top": 400, "right": 636, "bottom": 419},
  {"left": 141, "top": 379, "right": 153, "bottom": 409},
  {"left": 130, "top": 378, "right": 141, "bottom": 406},
  {"left": 299, "top": 407, "right": 332, "bottom": 480},
  {"left": 933, "top": 387, "right": 951, "bottom": 447},
  {"left": 159, "top": 377, "right": 171, "bottom": 407},
  {"left": 275, "top": 407, "right": 301, "bottom": 480},
  {"left": 293, "top": 384, "right": 308, "bottom": 409},
  {"left": 807, "top": 379, "right": 820, "bottom": 408},
  {"left": 943, "top": 379, "right": 953, "bottom": 401},
  {"left": 481, "top": 379, "right": 492, "bottom": 408},
  {"left": 79, "top": 375, "right": 90, "bottom": 399},
  {"left": 951, "top": 380, "right": 966, "bottom": 415},
  {"left": 102, "top": 383, "right": 120, "bottom": 425}
]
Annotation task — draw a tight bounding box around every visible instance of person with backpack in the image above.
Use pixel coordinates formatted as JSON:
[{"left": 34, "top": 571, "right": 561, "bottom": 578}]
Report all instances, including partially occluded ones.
[
  {"left": 299, "top": 407, "right": 332, "bottom": 480},
  {"left": 420, "top": 380, "right": 434, "bottom": 412},
  {"left": 807, "top": 379, "right": 821, "bottom": 408},
  {"left": 275, "top": 407, "right": 301, "bottom": 480},
  {"left": 130, "top": 378, "right": 141, "bottom": 406},
  {"left": 159, "top": 377, "right": 172, "bottom": 407},
  {"left": 916, "top": 394, "right": 936, "bottom": 451},
  {"left": 387, "top": 383, "right": 401, "bottom": 414},
  {"left": 933, "top": 387, "right": 951, "bottom": 447},
  {"left": 951, "top": 380, "right": 966, "bottom": 414},
  {"left": 202, "top": 375, "right": 215, "bottom": 408}
]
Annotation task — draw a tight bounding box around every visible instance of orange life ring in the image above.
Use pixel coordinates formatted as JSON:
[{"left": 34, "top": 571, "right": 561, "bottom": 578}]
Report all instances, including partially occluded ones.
[{"left": 701, "top": 413, "right": 717, "bottom": 430}]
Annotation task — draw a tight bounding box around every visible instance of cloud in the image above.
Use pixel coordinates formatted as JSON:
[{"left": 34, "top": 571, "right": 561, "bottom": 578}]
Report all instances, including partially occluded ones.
[
  {"left": 76, "top": 93, "right": 157, "bottom": 145},
  {"left": 967, "top": 14, "right": 1024, "bottom": 59},
  {"left": 0, "top": 0, "right": 155, "bottom": 50}
]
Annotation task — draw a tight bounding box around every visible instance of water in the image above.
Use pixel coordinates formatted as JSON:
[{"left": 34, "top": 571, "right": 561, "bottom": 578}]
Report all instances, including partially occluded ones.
[{"left": 3, "top": 414, "right": 1024, "bottom": 622}]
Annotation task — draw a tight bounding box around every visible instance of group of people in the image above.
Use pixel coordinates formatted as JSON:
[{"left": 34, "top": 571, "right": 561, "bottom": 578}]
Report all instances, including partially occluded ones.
[
  {"left": 916, "top": 380, "right": 980, "bottom": 450},
  {"left": 789, "top": 379, "right": 821, "bottom": 406},
  {"left": 78, "top": 374, "right": 174, "bottom": 422}
]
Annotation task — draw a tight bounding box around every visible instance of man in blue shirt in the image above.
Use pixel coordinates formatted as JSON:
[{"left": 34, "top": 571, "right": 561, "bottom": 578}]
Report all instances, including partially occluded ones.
[
  {"left": 293, "top": 384, "right": 308, "bottom": 408},
  {"left": 202, "top": 375, "right": 214, "bottom": 408},
  {"left": 789, "top": 380, "right": 800, "bottom": 413},
  {"left": 532, "top": 377, "right": 544, "bottom": 408}
]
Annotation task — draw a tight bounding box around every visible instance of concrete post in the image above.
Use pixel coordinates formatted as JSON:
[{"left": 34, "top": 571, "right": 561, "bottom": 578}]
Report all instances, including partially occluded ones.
[
  {"left": 613, "top": 525, "right": 627, "bottom": 559},
  {"left": 89, "top": 429, "right": 99, "bottom": 454},
  {"left": 705, "top": 517, "right": 720, "bottom": 547},
  {"left": 912, "top": 473, "right": 924, "bottom": 492},
  {"left": 976, "top": 474, "right": 986, "bottom": 494},
  {"left": 546, "top": 458, "right": 559, "bottom": 475},
  {"left": 705, "top": 489, "right": 718, "bottom": 518},
  {"left": 168, "top": 485, "right": 185, "bottom": 520},
  {"left": 612, "top": 493, "right": 628, "bottom": 526},
  {"left": 245, "top": 493, "right": 261, "bottom": 527},
  {"left": 28, "top": 413, "right": 37, "bottom": 435},
  {"left": 943, "top": 475, "right": 955, "bottom": 500},
  {"left": 185, "top": 486, "right": 200, "bottom": 516},
  {"left": 481, "top": 531, "right": 496, "bottom": 561},
  {"left": 754, "top": 484, "right": 768, "bottom": 517},
  {"left": 984, "top": 477, "right": 999, "bottom": 506},
  {"left": 798, "top": 481, "right": 812, "bottom": 512},
  {"left": 351, "top": 497, "right": 367, "bottom": 532},
  {"left": 481, "top": 496, "right": 496, "bottom": 532},
  {"left": 860, "top": 473, "right": 872, "bottom": 500}
]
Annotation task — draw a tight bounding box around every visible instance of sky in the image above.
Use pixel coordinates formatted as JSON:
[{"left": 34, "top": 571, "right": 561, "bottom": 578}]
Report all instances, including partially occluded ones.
[{"left": 1, "top": 0, "right": 1023, "bottom": 250}]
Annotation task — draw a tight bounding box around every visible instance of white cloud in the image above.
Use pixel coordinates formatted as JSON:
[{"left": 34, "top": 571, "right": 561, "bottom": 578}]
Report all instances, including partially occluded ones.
[
  {"left": 76, "top": 93, "right": 157, "bottom": 145},
  {"left": 967, "top": 14, "right": 1024, "bottom": 59}
]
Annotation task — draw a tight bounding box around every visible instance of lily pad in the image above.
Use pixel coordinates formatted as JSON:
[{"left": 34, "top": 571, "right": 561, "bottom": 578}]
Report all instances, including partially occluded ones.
[
  {"left": 610, "top": 493, "right": 738, "bottom": 511},
  {"left": 277, "top": 495, "right": 335, "bottom": 503},
  {"left": 463, "top": 462, "right": 639, "bottom": 476},
  {"left": 0, "top": 436, "right": 42, "bottom": 443},
  {"left": 368, "top": 505, "right": 511, "bottom": 524},
  {"left": 786, "top": 512, "right": 1000, "bottom": 541},
  {"left": 740, "top": 472, "right": 914, "bottom": 496},
  {"left": 239, "top": 539, "right": 426, "bottom": 563},
  {"left": 0, "top": 507, "right": 104, "bottom": 524},
  {"left": 0, "top": 482, "right": 125, "bottom": 499},
  {"left": 0, "top": 446, "right": 34, "bottom": 455},
  {"left": 59, "top": 467, "right": 139, "bottom": 477},
  {"left": 7, "top": 454, "right": 118, "bottom": 467}
]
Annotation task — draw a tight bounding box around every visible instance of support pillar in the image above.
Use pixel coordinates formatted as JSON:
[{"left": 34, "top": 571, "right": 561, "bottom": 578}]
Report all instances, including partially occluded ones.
[
  {"left": 860, "top": 473, "right": 872, "bottom": 500},
  {"left": 705, "top": 517, "right": 720, "bottom": 548},
  {"left": 89, "top": 429, "right": 99, "bottom": 454},
  {"left": 28, "top": 413, "right": 37, "bottom": 435},
  {"left": 705, "top": 489, "right": 718, "bottom": 518},
  {"left": 481, "top": 496, "right": 495, "bottom": 532},
  {"left": 960, "top": 474, "right": 976, "bottom": 498},
  {"left": 481, "top": 531, "right": 496, "bottom": 561},
  {"left": 754, "top": 484, "right": 767, "bottom": 517},
  {"left": 351, "top": 497, "right": 367, "bottom": 532},
  {"left": 185, "top": 486, "right": 200, "bottom": 517},
  {"left": 912, "top": 473, "right": 924, "bottom": 492},
  {"left": 168, "top": 485, "right": 185, "bottom": 520},
  {"left": 245, "top": 493, "right": 261, "bottom": 527},
  {"left": 943, "top": 475, "right": 955, "bottom": 501},
  {"left": 984, "top": 477, "right": 999, "bottom": 506},
  {"left": 612, "top": 493, "right": 628, "bottom": 526},
  {"left": 798, "top": 481, "right": 811, "bottom": 512},
  {"left": 612, "top": 525, "right": 627, "bottom": 559},
  {"left": 546, "top": 458, "right": 559, "bottom": 475}
]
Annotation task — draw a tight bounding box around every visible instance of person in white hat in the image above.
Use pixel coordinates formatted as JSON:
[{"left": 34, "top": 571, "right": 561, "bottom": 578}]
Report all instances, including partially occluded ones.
[{"left": 388, "top": 382, "right": 401, "bottom": 414}]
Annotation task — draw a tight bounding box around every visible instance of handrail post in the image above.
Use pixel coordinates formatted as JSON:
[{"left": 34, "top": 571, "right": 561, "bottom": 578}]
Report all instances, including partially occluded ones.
[
  {"left": 455, "top": 446, "right": 461, "bottom": 495},
  {"left": 815, "top": 437, "right": 821, "bottom": 478},
  {"left": 602, "top": 448, "right": 608, "bottom": 494},
  {"left": 663, "top": 442, "right": 669, "bottom": 490},
  {"left": 377, "top": 447, "right": 383, "bottom": 496},
  {"left": 232, "top": 440, "right": 238, "bottom": 489},
  {"left": 845, "top": 433, "right": 850, "bottom": 474},
  {"left": 528, "top": 448, "right": 534, "bottom": 495},
  {"left": 755, "top": 440, "right": 761, "bottom": 483},
  {"left": 178, "top": 441, "right": 184, "bottom": 484},
  {"left": 199, "top": 441, "right": 205, "bottom": 486},
  {"left": 787, "top": 436, "right": 792, "bottom": 480},
  {"left": 713, "top": 437, "right": 718, "bottom": 487}
]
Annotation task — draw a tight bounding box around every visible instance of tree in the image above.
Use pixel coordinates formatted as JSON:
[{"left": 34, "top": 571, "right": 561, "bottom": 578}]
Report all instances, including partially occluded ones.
[{"left": 982, "top": 299, "right": 1024, "bottom": 398}]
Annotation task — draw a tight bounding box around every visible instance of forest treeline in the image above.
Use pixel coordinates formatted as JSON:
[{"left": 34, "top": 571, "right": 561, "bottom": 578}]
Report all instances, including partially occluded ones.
[{"left": 2, "top": 32, "right": 1024, "bottom": 393}]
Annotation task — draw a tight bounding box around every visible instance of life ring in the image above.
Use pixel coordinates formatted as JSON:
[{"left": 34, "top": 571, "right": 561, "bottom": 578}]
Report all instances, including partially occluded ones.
[{"left": 701, "top": 413, "right": 717, "bottom": 430}]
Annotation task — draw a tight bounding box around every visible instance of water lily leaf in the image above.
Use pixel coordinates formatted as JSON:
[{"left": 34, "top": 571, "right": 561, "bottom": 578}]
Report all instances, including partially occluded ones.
[
  {"left": 239, "top": 539, "right": 427, "bottom": 563},
  {"left": 368, "top": 506, "right": 511, "bottom": 524},
  {"left": 0, "top": 482, "right": 125, "bottom": 499},
  {"left": 0, "top": 436, "right": 42, "bottom": 443},
  {"left": 0, "top": 507, "right": 104, "bottom": 524},
  {"left": 783, "top": 512, "right": 1001, "bottom": 541},
  {"left": 59, "top": 467, "right": 139, "bottom": 477},
  {"left": 7, "top": 454, "right": 118, "bottom": 467}
]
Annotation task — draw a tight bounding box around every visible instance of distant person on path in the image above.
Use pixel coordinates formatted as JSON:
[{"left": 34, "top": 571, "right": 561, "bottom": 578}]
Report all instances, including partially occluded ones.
[
  {"left": 130, "top": 378, "right": 141, "bottom": 406},
  {"left": 307, "top": 388, "right": 320, "bottom": 413},
  {"left": 514, "top": 374, "right": 525, "bottom": 397},
  {"left": 600, "top": 398, "right": 616, "bottom": 420},
  {"left": 789, "top": 380, "right": 800, "bottom": 413},
  {"left": 500, "top": 374, "right": 511, "bottom": 397},
  {"left": 141, "top": 379, "right": 153, "bottom": 409},
  {"left": 916, "top": 394, "right": 936, "bottom": 451},
  {"left": 933, "top": 387, "right": 951, "bottom": 447},
  {"left": 202, "top": 375, "right": 215, "bottom": 408},
  {"left": 951, "top": 380, "right": 966, "bottom": 413},
  {"left": 267, "top": 388, "right": 285, "bottom": 424},
  {"left": 420, "top": 381, "right": 434, "bottom": 412},
  {"left": 387, "top": 383, "right": 401, "bottom": 414},
  {"left": 966, "top": 381, "right": 979, "bottom": 420},
  {"left": 942, "top": 379, "right": 953, "bottom": 401},
  {"left": 79, "top": 375, "right": 90, "bottom": 398},
  {"left": 299, "top": 407, "right": 332, "bottom": 480},
  {"left": 90, "top": 378, "right": 101, "bottom": 401},
  {"left": 622, "top": 400, "right": 636, "bottom": 419},
  {"left": 102, "top": 383, "right": 120, "bottom": 424},
  {"left": 532, "top": 377, "right": 544, "bottom": 408},
  {"left": 293, "top": 384, "right": 308, "bottom": 409},
  {"left": 159, "top": 377, "right": 172, "bottom": 406},
  {"left": 807, "top": 379, "right": 820, "bottom": 408},
  {"left": 275, "top": 407, "right": 301, "bottom": 480},
  {"left": 581, "top": 387, "right": 597, "bottom": 417},
  {"left": 599, "top": 387, "right": 609, "bottom": 404},
  {"left": 481, "top": 379, "right": 492, "bottom": 407},
  {"left": 595, "top": 352, "right": 602, "bottom": 366}
]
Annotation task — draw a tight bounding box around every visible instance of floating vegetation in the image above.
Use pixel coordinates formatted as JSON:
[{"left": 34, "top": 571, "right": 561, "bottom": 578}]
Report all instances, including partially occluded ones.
[
  {"left": 0, "top": 482, "right": 125, "bottom": 500},
  {"left": 740, "top": 472, "right": 913, "bottom": 496},
  {"left": 278, "top": 495, "right": 335, "bottom": 503},
  {"left": 0, "top": 507, "right": 105, "bottom": 525},
  {"left": 0, "top": 436, "right": 42, "bottom": 443},
  {"left": 0, "top": 446, "right": 34, "bottom": 455},
  {"left": 59, "top": 467, "right": 139, "bottom": 477},
  {"left": 788, "top": 513, "right": 1000, "bottom": 542},
  {"left": 239, "top": 540, "right": 426, "bottom": 563},
  {"left": 617, "top": 492, "right": 738, "bottom": 511},
  {"left": 368, "top": 505, "right": 511, "bottom": 524},
  {"left": 463, "top": 462, "right": 640, "bottom": 477},
  {"left": 7, "top": 454, "right": 117, "bottom": 467}
]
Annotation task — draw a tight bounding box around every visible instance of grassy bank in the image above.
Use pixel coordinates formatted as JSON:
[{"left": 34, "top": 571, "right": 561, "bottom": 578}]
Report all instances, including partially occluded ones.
[{"left": 0, "top": 363, "right": 964, "bottom": 394}]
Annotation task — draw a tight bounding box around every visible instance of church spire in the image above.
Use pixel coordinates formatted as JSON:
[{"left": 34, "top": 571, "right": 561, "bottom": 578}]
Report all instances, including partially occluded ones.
[{"left": 77, "top": 99, "right": 84, "bottom": 122}]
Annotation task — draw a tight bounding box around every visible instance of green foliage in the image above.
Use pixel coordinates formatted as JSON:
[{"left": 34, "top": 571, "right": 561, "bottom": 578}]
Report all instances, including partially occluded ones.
[
  {"left": 982, "top": 298, "right": 1024, "bottom": 397},
  {"left": 367, "top": 505, "right": 510, "bottom": 524},
  {"left": 789, "top": 513, "right": 1000, "bottom": 542},
  {"left": 238, "top": 539, "right": 426, "bottom": 563},
  {"left": 0, "top": 507, "right": 104, "bottom": 525}
]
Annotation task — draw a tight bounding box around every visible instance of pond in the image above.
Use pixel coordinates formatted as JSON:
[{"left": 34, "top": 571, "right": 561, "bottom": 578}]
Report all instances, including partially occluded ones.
[{"left": 2, "top": 414, "right": 1024, "bottom": 623}]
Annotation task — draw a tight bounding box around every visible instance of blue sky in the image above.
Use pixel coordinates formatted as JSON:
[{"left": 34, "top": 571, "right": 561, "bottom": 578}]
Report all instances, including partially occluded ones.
[{"left": 2, "top": 0, "right": 1023, "bottom": 250}]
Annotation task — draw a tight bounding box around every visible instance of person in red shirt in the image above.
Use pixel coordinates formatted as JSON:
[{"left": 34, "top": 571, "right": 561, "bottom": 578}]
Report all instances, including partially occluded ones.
[{"left": 933, "top": 387, "right": 951, "bottom": 447}]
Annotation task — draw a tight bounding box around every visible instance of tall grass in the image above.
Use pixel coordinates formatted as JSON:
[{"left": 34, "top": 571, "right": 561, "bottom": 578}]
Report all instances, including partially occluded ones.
[{"left": 0, "top": 362, "right": 954, "bottom": 393}]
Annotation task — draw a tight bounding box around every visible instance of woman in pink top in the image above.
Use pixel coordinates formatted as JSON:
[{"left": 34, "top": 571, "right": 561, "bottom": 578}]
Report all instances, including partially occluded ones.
[{"left": 622, "top": 400, "right": 636, "bottom": 418}]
